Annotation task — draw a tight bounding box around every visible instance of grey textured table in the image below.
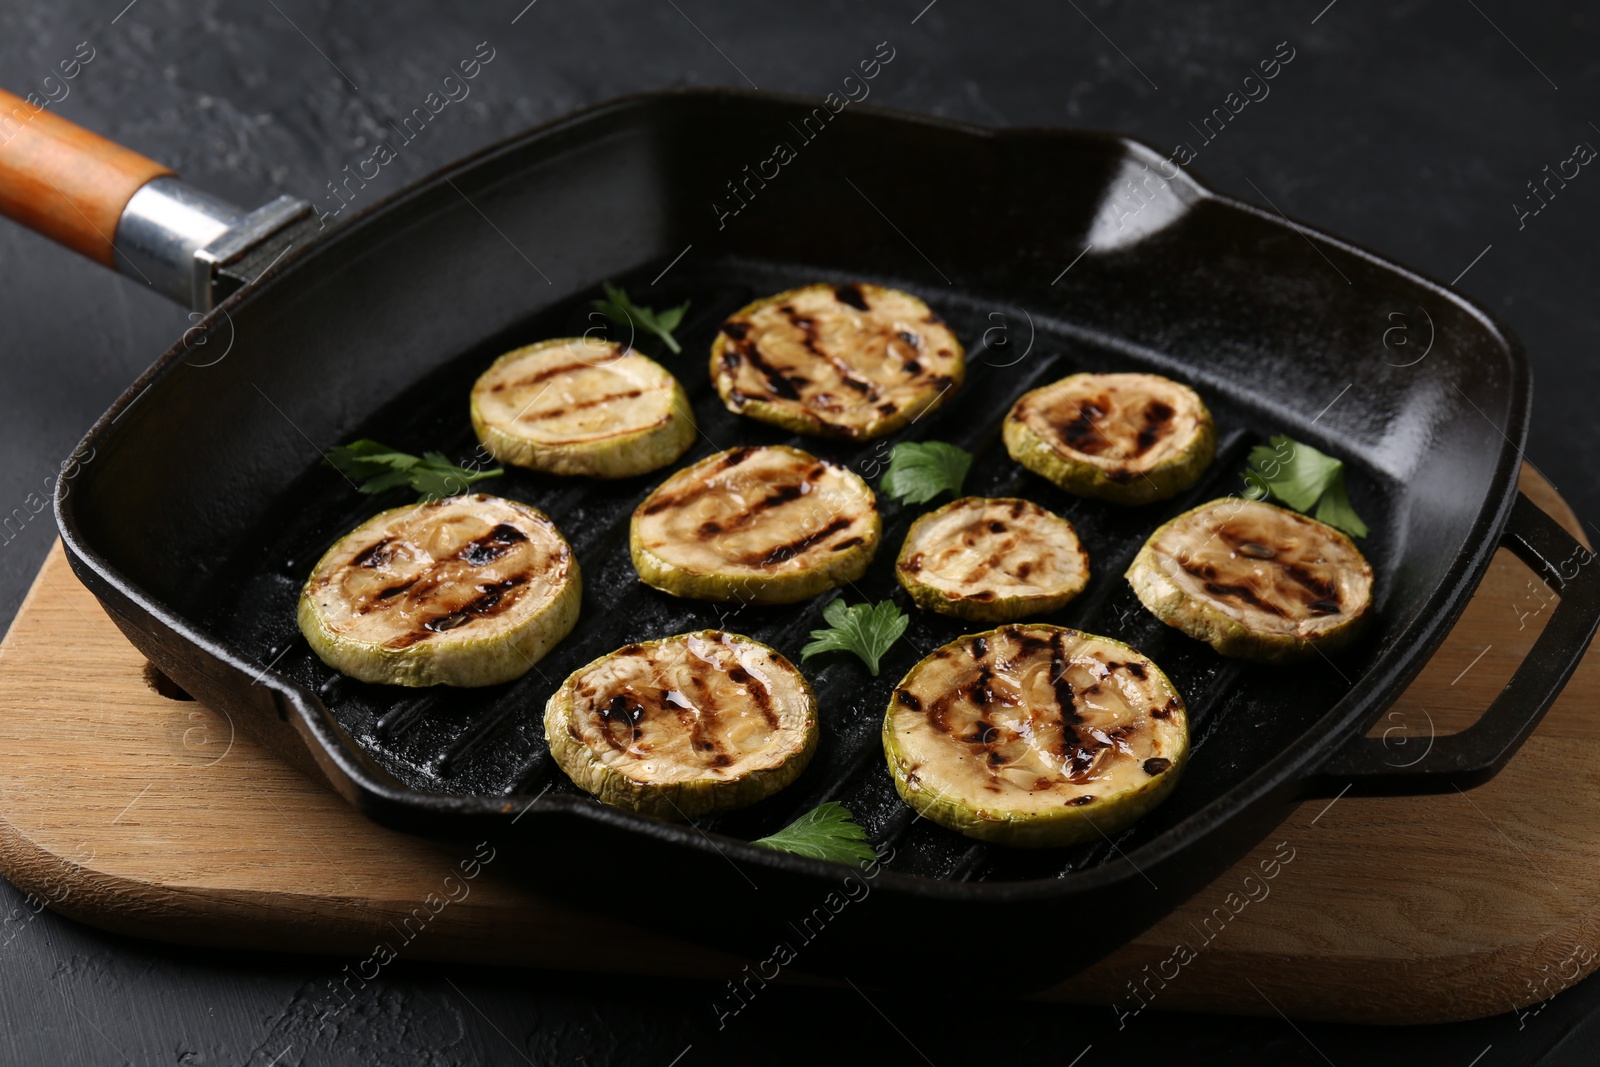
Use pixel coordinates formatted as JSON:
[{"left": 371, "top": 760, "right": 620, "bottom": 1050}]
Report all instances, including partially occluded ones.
[{"left": 3, "top": 1, "right": 1600, "bottom": 1063}]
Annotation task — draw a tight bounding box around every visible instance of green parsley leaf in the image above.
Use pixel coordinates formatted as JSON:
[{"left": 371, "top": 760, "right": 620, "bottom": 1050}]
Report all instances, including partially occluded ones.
[
  {"left": 326, "top": 440, "right": 502, "bottom": 501},
  {"left": 801, "top": 598, "right": 910, "bottom": 676},
  {"left": 880, "top": 441, "right": 973, "bottom": 505},
  {"left": 751, "top": 802, "right": 878, "bottom": 866},
  {"left": 1243, "top": 436, "right": 1340, "bottom": 512},
  {"left": 1313, "top": 468, "right": 1370, "bottom": 539},
  {"left": 1240, "top": 434, "right": 1368, "bottom": 538},
  {"left": 592, "top": 281, "right": 691, "bottom": 355}
]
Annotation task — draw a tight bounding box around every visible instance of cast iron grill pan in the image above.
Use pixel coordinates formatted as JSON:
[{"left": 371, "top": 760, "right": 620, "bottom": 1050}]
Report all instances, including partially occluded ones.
[{"left": 57, "top": 92, "right": 1600, "bottom": 983}]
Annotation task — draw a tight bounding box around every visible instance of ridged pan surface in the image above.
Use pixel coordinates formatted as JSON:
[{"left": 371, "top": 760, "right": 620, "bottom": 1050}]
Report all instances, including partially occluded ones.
[{"left": 200, "top": 259, "right": 1389, "bottom": 884}]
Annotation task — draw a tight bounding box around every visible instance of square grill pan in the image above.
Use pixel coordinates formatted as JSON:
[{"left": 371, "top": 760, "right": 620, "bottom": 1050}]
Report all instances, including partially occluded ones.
[{"left": 56, "top": 91, "right": 1600, "bottom": 985}]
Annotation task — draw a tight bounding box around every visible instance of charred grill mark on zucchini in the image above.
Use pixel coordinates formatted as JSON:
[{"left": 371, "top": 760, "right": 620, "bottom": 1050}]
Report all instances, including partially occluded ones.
[
  {"left": 639, "top": 483, "right": 709, "bottom": 516},
  {"left": 834, "top": 283, "right": 870, "bottom": 311},
  {"left": 1048, "top": 629, "right": 1081, "bottom": 727},
  {"left": 1059, "top": 399, "right": 1113, "bottom": 456},
  {"left": 1049, "top": 392, "right": 1180, "bottom": 462},
  {"left": 458, "top": 523, "right": 528, "bottom": 565},
  {"left": 407, "top": 575, "right": 529, "bottom": 645},
  {"left": 347, "top": 521, "right": 554, "bottom": 641},
  {"left": 645, "top": 474, "right": 811, "bottom": 532},
  {"left": 683, "top": 692, "right": 726, "bottom": 763},
  {"left": 1200, "top": 581, "right": 1284, "bottom": 616},
  {"left": 1134, "top": 400, "right": 1176, "bottom": 455},
  {"left": 368, "top": 578, "right": 418, "bottom": 604},
  {"left": 710, "top": 283, "right": 965, "bottom": 439},
  {"left": 487, "top": 360, "right": 594, "bottom": 392},
  {"left": 779, "top": 303, "right": 881, "bottom": 399},
  {"left": 526, "top": 388, "right": 646, "bottom": 421},
  {"left": 351, "top": 539, "right": 395, "bottom": 569},
  {"left": 751, "top": 517, "right": 854, "bottom": 566},
  {"left": 755, "top": 481, "right": 808, "bottom": 512},
  {"left": 1279, "top": 562, "right": 1341, "bottom": 606},
  {"left": 731, "top": 336, "right": 804, "bottom": 400},
  {"left": 599, "top": 694, "right": 644, "bottom": 751},
  {"left": 727, "top": 665, "right": 781, "bottom": 731},
  {"left": 353, "top": 541, "right": 552, "bottom": 646},
  {"left": 1213, "top": 526, "right": 1343, "bottom": 614},
  {"left": 1178, "top": 558, "right": 1290, "bottom": 618},
  {"left": 1176, "top": 508, "right": 1356, "bottom": 621}
]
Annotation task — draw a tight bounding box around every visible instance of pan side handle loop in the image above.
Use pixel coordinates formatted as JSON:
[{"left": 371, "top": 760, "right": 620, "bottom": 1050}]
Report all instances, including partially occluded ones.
[{"left": 1312, "top": 490, "right": 1600, "bottom": 797}]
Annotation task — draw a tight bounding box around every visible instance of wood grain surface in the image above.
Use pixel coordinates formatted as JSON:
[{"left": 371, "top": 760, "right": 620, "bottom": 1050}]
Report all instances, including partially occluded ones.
[
  {"left": 0, "top": 86, "right": 170, "bottom": 266},
  {"left": 0, "top": 466, "right": 1593, "bottom": 1025}
]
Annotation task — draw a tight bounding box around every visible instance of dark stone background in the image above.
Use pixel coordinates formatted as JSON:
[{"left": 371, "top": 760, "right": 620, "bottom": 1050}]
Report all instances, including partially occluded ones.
[{"left": 2, "top": 1, "right": 1599, "bottom": 1063}]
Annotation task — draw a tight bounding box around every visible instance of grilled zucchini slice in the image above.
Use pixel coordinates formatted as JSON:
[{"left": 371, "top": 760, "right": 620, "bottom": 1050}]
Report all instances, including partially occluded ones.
[
  {"left": 545, "top": 630, "right": 819, "bottom": 818},
  {"left": 883, "top": 624, "right": 1188, "bottom": 848},
  {"left": 896, "top": 497, "right": 1090, "bottom": 622},
  {"left": 1125, "top": 497, "right": 1373, "bottom": 663},
  {"left": 298, "top": 494, "right": 581, "bottom": 687},
  {"left": 1004, "top": 372, "right": 1215, "bottom": 504},
  {"left": 631, "top": 445, "right": 881, "bottom": 604},
  {"left": 471, "top": 338, "right": 696, "bottom": 478},
  {"left": 710, "top": 283, "right": 964, "bottom": 440}
]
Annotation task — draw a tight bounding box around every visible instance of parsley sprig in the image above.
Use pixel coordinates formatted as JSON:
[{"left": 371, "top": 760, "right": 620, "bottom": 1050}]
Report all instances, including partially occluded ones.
[
  {"left": 752, "top": 802, "right": 878, "bottom": 866},
  {"left": 592, "top": 282, "right": 691, "bottom": 355},
  {"left": 1242, "top": 435, "right": 1369, "bottom": 538},
  {"left": 326, "top": 440, "right": 502, "bottom": 500},
  {"left": 880, "top": 441, "right": 972, "bottom": 505},
  {"left": 801, "top": 598, "right": 910, "bottom": 676}
]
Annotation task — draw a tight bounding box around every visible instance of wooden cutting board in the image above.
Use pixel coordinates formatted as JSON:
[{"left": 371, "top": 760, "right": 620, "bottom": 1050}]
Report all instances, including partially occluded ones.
[{"left": 0, "top": 466, "right": 1595, "bottom": 1025}]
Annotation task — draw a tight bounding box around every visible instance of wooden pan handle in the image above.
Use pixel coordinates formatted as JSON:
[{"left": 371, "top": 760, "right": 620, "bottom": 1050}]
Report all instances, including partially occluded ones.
[{"left": 0, "top": 88, "right": 172, "bottom": 267}]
